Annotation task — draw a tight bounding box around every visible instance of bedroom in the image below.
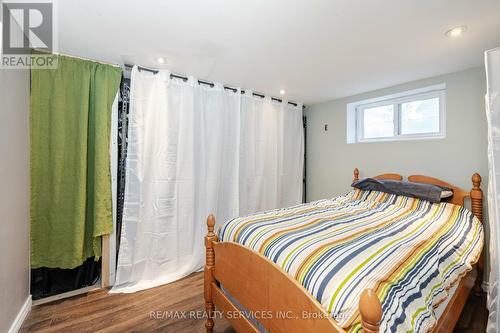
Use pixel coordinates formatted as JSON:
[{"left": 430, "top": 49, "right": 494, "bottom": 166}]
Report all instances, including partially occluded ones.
[{"left": 1, "top": 0, "right": 500, "bottom": 332}]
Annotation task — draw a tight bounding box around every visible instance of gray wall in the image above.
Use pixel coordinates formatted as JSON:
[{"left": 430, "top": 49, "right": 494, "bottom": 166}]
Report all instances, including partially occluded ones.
[
  {"left": 305, "top": 67, "right": 487, "bottom": 201},
  {"left": 0, "top": 67, "right": 31, "bottom": 331}
]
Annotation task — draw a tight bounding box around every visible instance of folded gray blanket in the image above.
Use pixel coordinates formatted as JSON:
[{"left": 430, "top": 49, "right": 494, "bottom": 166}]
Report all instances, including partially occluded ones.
[{"left": 351, "top": 177, "right": 451, "bottom": 203}]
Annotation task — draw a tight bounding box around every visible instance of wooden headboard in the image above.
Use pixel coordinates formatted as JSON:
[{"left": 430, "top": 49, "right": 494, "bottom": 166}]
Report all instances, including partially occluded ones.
[
  {"left": 352, "top": 167, "right": 484, "bottom": 291},
  {"left": 352, "top": 167, "right": 483, "bottom": 221}
]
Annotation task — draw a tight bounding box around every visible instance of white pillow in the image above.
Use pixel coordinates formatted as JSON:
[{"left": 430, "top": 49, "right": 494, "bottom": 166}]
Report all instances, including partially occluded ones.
[{"left": 441, "top": 190, "right": 453, "bottom": 199}]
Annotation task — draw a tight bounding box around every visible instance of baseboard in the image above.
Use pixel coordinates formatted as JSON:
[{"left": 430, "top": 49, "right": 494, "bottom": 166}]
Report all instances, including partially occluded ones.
[
  {"left": 8, "top": 295, "right": 32, "bottom": 333},
  {"left": 32, "top": 284, "right": 100, "bottom": 306}
]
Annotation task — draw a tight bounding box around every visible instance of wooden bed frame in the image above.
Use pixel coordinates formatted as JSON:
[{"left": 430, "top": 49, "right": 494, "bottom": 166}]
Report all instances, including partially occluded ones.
[{"left": 204, "top": 168, "right": 484, "bottom": 333}]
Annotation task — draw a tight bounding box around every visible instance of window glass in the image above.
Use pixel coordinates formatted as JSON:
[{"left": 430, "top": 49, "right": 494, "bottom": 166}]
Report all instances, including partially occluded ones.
[
  {"left": 400, "top": 97, "right": 440, "bottom": 135},
  {"left": 362, "top": 105, "right": 394, "bottom": 139}
]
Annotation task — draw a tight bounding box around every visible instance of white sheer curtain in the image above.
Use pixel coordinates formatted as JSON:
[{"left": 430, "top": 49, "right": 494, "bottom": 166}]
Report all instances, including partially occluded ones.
[
  {"left": 111, "top": 67, "right": 304, "bottom": 293},
  {"left": 111, "top": 67, "right": 241, "bottom": 293},
  {"left": 486, "top": 47, "right": 500, "bottom": 332},
  {"left": 240, "top": 93, "right": 304, "bottom": 215}
]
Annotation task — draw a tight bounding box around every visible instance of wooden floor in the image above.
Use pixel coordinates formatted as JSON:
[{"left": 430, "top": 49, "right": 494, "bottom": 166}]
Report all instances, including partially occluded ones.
[
  {"left": 21, "top": 272, "right": 487, "bottom": 333},
  {"left": 454, "top": 289, "right": 488, "bottom": 333}
]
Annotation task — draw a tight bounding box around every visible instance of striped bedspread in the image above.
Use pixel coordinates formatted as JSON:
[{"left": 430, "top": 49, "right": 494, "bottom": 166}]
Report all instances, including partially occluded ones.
[{"left": 219, "top": 189, "right": 483, "bottom": 332}]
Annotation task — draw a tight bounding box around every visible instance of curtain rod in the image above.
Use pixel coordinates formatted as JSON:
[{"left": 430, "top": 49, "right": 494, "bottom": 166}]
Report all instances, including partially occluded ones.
[
  {"left": 32, "top": 49, "right": 122, "bottom": 68},
  {"left": 123, "top": 64, "right": 304, "bottom": 108}
]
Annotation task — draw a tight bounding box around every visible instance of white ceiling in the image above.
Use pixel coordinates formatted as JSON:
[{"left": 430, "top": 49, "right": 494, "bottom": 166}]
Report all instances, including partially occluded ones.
[{"left": 57, "top": 0, "right": 500, "bottom": 104}]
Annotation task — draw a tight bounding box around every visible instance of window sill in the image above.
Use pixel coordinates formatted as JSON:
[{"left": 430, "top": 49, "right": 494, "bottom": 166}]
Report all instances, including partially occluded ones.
[{"left": 350, "top": 134, "right": 446, "bottom": 144}]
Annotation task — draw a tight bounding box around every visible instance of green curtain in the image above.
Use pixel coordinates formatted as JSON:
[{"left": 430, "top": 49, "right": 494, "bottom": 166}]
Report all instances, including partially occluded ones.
[{"left": 30, "top": 54, "right": 122, "bottom": 269}]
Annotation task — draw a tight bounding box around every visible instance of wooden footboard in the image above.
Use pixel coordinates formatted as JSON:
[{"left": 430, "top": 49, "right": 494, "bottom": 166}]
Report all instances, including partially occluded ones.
[{"left": 204, "top": 215, "right": 381, "bottom": 333}]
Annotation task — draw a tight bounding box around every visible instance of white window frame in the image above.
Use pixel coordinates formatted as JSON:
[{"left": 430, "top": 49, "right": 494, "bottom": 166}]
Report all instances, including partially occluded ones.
[{"left": 347, "top": 84, "right": 446, "bottom": 144}]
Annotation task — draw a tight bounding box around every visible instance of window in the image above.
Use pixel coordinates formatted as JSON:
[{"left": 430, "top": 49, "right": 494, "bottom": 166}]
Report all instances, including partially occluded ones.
[{"left": 347, "top": 84, "right": 445, "bottom": 143}]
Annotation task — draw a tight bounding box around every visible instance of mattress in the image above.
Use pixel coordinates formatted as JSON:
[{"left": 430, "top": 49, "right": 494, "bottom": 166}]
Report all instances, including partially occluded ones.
[{"left": 219, "top": 189, "right": 483, "bottom": 332}]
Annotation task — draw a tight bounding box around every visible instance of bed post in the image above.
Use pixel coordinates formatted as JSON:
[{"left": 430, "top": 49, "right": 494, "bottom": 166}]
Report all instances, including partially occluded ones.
[
  {"left": 205, "top": 214, "right": 217, "bottom": 333},
  {"left": 471, "top": 173, "right": 483, "bottom": 221},
  {"left": 354, "top": 168, "right": 359, "bottom": 182},
  {"left": 359, "top": 289, "right": 382, "bottom": 333},
  {"left": 470, "top": 173, "right": 484, "bottom": 293}
]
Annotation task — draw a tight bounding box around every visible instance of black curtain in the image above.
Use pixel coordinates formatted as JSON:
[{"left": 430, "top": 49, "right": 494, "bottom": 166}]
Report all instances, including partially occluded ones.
[{"left": 31, "top": 258, "right": 101, "bottom": 300}]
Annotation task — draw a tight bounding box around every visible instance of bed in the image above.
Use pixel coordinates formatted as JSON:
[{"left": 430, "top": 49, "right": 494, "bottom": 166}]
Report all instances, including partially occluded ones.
[{"left": 204, "top": 168, "right": 484, "bottom": 333}]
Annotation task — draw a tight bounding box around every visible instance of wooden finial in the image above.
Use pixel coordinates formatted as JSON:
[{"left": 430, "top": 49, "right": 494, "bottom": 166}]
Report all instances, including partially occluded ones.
[
  {"left": 354, "top": 168, "right": 360, "bottom": 182},
  {"left": 472, "top": 173, "right": 481, "bottom": 189},
  {"left": 359, "top": 289, "right": 382, "bottom": 333},
  {"left": 470, "top": 173, "right": 483, "bottom": 222},
  {"left": 207, "top": 214, "right": 216, "bottom": 235}
]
